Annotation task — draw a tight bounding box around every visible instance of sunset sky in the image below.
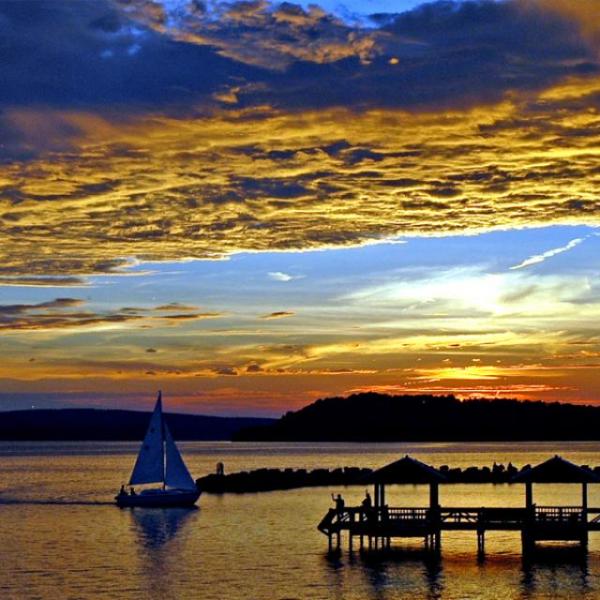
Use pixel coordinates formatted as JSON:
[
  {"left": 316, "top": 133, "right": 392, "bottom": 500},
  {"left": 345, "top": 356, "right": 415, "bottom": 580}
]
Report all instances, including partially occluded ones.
[{"left": 1, "top": 0, "right": 599, "bottom": 415}]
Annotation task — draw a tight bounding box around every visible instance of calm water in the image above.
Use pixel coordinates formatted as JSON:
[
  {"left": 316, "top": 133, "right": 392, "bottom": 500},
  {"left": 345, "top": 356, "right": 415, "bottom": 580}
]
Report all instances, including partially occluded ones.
[{"left": 2, "top": 441, "right": 600, "bottom": 599}]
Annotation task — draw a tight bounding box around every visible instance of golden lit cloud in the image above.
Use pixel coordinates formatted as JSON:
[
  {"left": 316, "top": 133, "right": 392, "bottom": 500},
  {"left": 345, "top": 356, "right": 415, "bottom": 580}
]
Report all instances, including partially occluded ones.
[
  {"left": 1, "top": 75, "right": 600, "bottom": 278},
  {"left": 346, "top": 382, "right": 571, "bottom": 400}
]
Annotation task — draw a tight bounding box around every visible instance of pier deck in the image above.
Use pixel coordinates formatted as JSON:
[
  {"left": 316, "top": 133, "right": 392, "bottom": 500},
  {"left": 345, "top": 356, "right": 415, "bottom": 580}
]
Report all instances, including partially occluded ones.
[{"left": 318, "top": 505, "right": 600, "bottom": 554}]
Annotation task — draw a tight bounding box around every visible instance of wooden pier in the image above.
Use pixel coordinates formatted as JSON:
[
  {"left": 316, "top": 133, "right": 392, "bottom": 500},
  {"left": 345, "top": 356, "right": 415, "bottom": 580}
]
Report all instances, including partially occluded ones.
[{"left": 317, "top": 455, "right": 600, "bottom": 557}]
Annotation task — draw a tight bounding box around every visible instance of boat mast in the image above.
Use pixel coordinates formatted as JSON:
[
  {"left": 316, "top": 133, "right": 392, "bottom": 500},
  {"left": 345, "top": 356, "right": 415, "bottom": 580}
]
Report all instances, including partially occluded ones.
[{"left": 159, "top": 390, "right": 166, "bottom": 490}]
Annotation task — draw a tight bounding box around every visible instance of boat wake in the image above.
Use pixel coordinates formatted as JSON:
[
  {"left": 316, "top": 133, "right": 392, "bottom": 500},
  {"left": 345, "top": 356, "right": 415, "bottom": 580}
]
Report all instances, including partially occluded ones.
[{"left": 0, "top": 498, "right": 114, "bottom": 506}]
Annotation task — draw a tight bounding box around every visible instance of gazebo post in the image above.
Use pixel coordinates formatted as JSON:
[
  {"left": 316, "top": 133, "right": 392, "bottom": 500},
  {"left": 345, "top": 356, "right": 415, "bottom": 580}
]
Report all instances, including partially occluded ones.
[
  {"left": 582, "top": 482, "right": 589, "bottom": 548},
  {"left": 525, "top": 481, "right": 533, "bottom": 511},
  {"left": 430, "top": 482, "right": 439, "bottom": 509},
  {"left": 430, "top": 482, "right": 441, "bottom": 552},
  {"left": 522, "top": 481, "right": 534, "bottom": 554}
]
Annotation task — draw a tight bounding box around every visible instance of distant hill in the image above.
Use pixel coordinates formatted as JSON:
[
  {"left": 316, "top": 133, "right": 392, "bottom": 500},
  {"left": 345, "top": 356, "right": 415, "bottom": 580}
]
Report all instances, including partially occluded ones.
[
  {"left": 0, "top": 409, "right": 274, "bottom": 441},
  {"left": 234, "top": 393, "right": 600, "bottom": 441}
]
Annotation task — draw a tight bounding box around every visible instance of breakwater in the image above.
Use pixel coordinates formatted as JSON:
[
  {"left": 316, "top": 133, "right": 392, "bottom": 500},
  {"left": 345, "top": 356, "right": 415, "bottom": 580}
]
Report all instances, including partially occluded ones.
[{"left": 196, "top": 462, "right": 599, "bottom": 493}]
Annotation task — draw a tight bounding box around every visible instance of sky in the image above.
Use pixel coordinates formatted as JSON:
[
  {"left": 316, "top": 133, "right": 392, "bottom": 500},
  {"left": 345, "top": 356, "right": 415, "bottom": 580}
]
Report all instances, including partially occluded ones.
[{"left": 1, "top": 0, "right": 599, "bottom": 416}]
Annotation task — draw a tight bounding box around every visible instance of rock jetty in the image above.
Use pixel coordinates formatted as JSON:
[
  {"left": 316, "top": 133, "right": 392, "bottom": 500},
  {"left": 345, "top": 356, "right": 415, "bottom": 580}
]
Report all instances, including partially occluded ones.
[{"left": 196, "top": 462, "right": 600, "bottom": 494}]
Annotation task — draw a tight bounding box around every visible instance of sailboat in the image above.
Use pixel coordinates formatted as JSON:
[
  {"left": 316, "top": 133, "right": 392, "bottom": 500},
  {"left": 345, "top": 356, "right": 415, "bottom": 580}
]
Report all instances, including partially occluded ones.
[{"left": 115, "top": 391, "right": 201, "bottom": 508}]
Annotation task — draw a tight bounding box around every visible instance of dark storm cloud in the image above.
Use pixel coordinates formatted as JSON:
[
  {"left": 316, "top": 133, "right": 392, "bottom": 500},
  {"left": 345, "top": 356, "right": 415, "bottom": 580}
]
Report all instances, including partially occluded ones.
[
  {"left": 0, "top": 0, "right": 253, "bottom": 109},
  {"left": 1, "top": 1, "right": 596, "bottom": 118},
  {"left": 0, "top": 0, "right": 259, "bottom": 156},
  {"left": 259, "top": 1, "right": 595, "bottom": 111},
  {"left": 130, "top": 0, "right": 595, "bottom": 112},
  {"left": 1, "top": 0, "right": 597, "bottom": 161}
]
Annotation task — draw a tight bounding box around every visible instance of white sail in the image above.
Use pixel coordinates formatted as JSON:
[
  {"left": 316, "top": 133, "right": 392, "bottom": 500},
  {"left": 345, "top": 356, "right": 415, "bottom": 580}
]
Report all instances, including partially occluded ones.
[
  {"left": 164, "top": 423, "right": 196, "bottom": 490},
  {"left": 129, "top": 392, "right": 165, "bottom": 486}
]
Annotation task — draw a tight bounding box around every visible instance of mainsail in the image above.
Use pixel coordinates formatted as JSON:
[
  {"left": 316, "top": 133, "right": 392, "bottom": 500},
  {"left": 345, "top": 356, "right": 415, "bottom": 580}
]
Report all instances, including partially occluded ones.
[
  {"left": 129, "top": 392, "right": 166, "bottom": 486},
  {"left": 164, "top": 423, "right": 196, "bottom": 490},
  {"left": 128, "top": 391, "right": 196, "bottom": 490}
]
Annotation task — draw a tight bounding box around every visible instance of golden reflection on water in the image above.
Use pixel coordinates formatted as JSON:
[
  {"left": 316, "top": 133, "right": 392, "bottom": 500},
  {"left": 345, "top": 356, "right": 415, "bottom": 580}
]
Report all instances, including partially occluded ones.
[
  {"left": 130, "top": 508, "right": 199, "bottom": 599},
  {"left": 1, "top": 442, "right": 600, "bottom": 599}
]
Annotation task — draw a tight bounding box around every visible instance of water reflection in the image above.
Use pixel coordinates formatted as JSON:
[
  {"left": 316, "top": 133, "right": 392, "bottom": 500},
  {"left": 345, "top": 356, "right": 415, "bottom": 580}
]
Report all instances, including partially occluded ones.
[
  {"left": 128, "top": 507, "right": 199, "bottom": 598},
  {"left": 322, "top": 543, "right": 600, "bottom": 600},
  {"left": 130, "top": 507, "right": 198, "bottom": 549},
  {"left": 325, "top": 549, "right": 444, "bottom": 600},
  {"left": 364, "top": 553, "right": 443, "bottom": 600},
  {"left": 521, "top": 548, "right": 589, "bottom": 598}
]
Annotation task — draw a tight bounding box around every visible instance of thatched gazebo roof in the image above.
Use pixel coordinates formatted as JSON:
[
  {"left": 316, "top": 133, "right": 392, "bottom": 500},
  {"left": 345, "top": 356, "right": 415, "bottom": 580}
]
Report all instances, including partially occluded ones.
[
  {"left": 367, "top": 455, "right": 446, "bottom": 484},
  {"left": 512, "top": 455, "right": 598, "bottom": 484}
]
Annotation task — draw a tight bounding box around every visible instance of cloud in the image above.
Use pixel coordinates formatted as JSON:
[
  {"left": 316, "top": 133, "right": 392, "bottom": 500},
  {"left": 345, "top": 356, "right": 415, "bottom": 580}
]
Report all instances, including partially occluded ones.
[
  {"left": 162, "top": 312, "right": 223, "bottom": 320},
  {"left": 259, "top": 311, "right": 296, "bottom": 319},
  {"left": 117, "top": 0, "right": 379, "bottom": 70},
  {"left": 3, "top": 81, "right": 600, "bottom": 277},
  {"left": 0, "top": 298, "right": 84, "bottom": 315},
  {"left": 0, "top": 276, "right": 88, "bottom": 287},
  {"left": 0, "top": 298, "right": 223, "bottom": 333},
  {"left": 153, "top": 303, "right": 200, "bottom": 311},
  {"left": 212, "top": 366, "right": 238, "bottom": 376},
  {"left": 267, "top": 271, "right": 303, "bottom": 282},
  {"left": 0, "top": 0, "right": 599, "bottom": 279},
  {"left": 344, "top": 382, "right": 570, "bottom": 400},
  {"left": 540, "top": 0, "right": 600, "bottom": 52},
  {"left": 0, "top": 302, "right": 140, "bottom": 332},
  {"left": 510, "top": 237, "right": 586, "bottom": 270},
  {"left": 112, "top": 0, "right": 600, "bottom": 113},
  {"left": 0, "top": 0, "right": 248, "bottom": 119},
  {"left": 2, "top": 0, "right": 597, "bottom": 117}
]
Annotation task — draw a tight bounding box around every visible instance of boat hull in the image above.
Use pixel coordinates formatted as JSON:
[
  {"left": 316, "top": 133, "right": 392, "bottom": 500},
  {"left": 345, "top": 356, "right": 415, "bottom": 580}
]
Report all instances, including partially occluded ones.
[{"left": 115, "top": 488, "right": 201, "bottom": 508}]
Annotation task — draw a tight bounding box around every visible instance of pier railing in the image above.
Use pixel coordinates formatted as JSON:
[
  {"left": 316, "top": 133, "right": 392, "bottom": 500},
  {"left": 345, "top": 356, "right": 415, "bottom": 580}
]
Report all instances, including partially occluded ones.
[
  {"left": 319, "top": 506, "right": 438, "bottom": 535},
  {"left": 534, "top": 506, "right": 583, "bottom": 523},
  {"left": 318, "top": 504, "right": 594, "bottom": 536}
]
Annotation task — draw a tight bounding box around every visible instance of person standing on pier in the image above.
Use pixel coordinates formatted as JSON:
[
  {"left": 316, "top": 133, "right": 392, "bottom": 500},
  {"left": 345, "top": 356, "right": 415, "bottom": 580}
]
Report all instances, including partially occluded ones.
[
  {"left": 332, "top": 493, "right": 345, "bottom": 515},
  {"left": 361, "top": 490, "right": 373, "bottom": 523},
  {"left": 361, "top": 491, "right": 372, "bottom": 509}
]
